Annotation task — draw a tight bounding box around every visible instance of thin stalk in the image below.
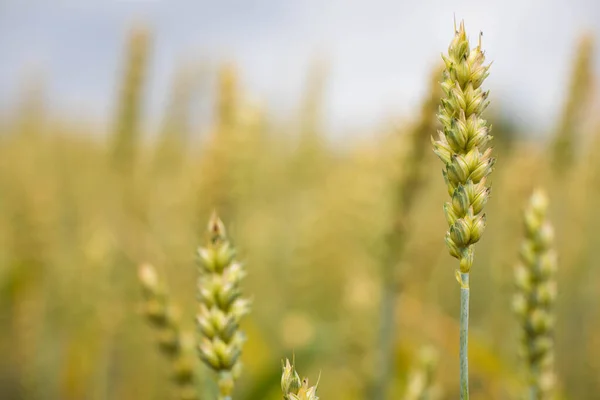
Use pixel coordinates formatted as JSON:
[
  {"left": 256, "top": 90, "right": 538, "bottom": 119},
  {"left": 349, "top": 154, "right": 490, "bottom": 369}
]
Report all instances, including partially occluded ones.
[
  {"left": 459, "top": 272, "right": 469, "bottom": 400},
  {"left": 372, "top": 264, "right": 399, "bottom": 400},
  {"left": 370, "top": 65, "right": 442, "bottom": 400},
  {"left": 218, "top": 372, "right": 234, "bottom": 400},
  {"left": 529, "top": 365, "right": 539, "bottom": 400},
  {"left": 529, "top": 388, "right": 538, "bottom": 400}
]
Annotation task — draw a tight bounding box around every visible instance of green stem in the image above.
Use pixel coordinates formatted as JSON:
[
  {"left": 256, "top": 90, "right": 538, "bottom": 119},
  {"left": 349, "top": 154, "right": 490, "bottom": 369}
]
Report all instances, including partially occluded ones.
[
  {"left": 460, "top": 272, "right": 470, "bottom": 400},
  {"left": 529, "top": 364, "right": 539, "bottom": 400},
  {"left": 218, "top": 372, "right": 234, "bottom": 400},
  {"left": 529, "top": 385, "right": 538, "bottom": 400},
  {"left": 218, "top": 388, "right": 232, "bottom": 400},
  {"left": 372, "top": 276, "right": 397, "bottom": 400},
  {"left": 370, "top": 234, "right": 406, "bottom": 400}
]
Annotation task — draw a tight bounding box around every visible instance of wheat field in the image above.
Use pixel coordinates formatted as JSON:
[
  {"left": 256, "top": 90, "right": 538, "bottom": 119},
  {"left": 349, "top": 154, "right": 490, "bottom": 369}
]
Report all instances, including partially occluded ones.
[{"left": 0, "top": 17, "right": 599, "bottom": 400}]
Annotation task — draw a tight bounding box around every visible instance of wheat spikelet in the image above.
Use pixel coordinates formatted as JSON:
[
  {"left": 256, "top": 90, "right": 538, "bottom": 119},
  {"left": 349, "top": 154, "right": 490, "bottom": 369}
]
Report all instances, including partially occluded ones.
[{"left": 281, "top": 358, "right": 320, "bottom": 400}]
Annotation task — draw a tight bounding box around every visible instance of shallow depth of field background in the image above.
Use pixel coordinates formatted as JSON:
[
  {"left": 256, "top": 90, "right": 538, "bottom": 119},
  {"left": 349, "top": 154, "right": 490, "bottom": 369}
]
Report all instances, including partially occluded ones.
[{"left": 1, "top": 2, "right": 600, "bottom": 400}]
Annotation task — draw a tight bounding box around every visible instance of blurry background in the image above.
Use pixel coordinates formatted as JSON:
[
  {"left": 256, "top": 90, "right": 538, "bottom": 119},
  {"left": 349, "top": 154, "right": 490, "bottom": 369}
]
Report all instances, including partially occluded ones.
[{"left": 0, "top": 1, "right": 599, "bottom": 399}]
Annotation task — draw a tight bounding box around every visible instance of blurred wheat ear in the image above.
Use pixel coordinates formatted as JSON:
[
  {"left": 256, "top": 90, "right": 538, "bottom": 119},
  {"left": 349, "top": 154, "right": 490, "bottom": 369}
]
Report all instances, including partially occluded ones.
[
  {"left": 433, "top": 20, "right": 494, "bottom": 400},
  {"left": 198, "top": 65, "right": 241, "bottom": 224},
  {"left": 153, "top": 62, "right": 199, "bottom": 171},
  {"left": 110, "top": 25, "right": 151, "bottom": 172},
  {"left": 138, "top": 263, "right": 200, "bottom": 400},
  {"left": 513, "top": 189, "right": 557, "bottom": 400},
  {"left": 551, "top": 33, "right": 594, "bottom": 173}
]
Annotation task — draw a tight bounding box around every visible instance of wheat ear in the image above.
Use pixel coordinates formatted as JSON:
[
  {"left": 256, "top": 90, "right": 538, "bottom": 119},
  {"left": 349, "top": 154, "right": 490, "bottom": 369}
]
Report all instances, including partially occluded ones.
[
  {"left": 281, "top": 358, "right": 320, "bottom": 400},
  {"left": 196, "top": 213, "right": 251, "bottom": 400},
  {"left": 138, "top": 264, "right": 199, "bottom": 400},
  {"left": 433, "top": 20, "right": 493, "bottom": 400},
  {"left": 513, "top": 189, "right": 557, "bottom": 400}
]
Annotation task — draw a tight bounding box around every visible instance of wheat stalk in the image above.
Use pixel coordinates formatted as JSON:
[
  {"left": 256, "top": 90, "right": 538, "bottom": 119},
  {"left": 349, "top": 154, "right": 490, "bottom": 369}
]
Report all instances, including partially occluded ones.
[
  {"left": 513, "top": 189, "right": 557, "bottom": 400},
  {"left": 433, "top": 20, "right": 493, "bottom": 400}
]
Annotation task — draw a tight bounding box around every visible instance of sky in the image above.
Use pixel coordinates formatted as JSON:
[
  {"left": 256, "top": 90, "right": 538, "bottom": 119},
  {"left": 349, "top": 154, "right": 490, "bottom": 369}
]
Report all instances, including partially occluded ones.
[{"left": 0, "top": 0, "right": 599, "bottom": 136}]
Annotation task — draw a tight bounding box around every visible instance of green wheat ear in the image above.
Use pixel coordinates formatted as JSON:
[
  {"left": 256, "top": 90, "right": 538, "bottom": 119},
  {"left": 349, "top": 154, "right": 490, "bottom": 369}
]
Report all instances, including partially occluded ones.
[
  {"left": 434, "top": 20, "right": 493, "bottom": 274},
  {"left": 196, "top": 212, "right": 251, "bottom": 400},
  {"left": 138, "top": 264, "right": 199, "bottom": 400},
  {"left": 433, "top": 20, "right": 493, "bottom": 400},
  {"left": 281, "top": 358, "right": 320, "bottom": 400},
  {"left": 513, "top": 189, "right": 557, "bottom": 400}
]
